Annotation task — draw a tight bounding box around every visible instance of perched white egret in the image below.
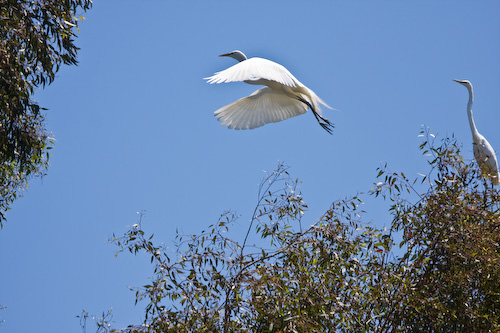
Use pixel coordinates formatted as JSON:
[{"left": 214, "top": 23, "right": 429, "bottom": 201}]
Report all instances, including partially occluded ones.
[
  {"left": 454, "top": 79, "right": 500, "bottom": 185},
  {"left": 205, "top": 50, "right": 334, "bottom": 134}
]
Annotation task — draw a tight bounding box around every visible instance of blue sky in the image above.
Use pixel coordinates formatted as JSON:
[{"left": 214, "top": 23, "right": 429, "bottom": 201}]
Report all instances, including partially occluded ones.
[{"left": 1, "top": 1, "right": 499, "bottom": 332}]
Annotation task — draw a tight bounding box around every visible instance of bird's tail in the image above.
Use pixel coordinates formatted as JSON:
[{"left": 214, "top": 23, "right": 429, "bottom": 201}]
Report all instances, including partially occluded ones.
[
  {"left": 307, "top": 88, "right": 333, "bottom": 113},
  {"left": 493, "top": 171, "right": 500, "bottom": 186}
]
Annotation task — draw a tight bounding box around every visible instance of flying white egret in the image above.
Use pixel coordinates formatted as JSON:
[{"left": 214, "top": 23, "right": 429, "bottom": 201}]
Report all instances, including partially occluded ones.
[
  {"left": 205, "top": 50, "right": 334, "bottom": 134},
  {"left": 454, "top": 79, "right": 500, "bottom": 185}
]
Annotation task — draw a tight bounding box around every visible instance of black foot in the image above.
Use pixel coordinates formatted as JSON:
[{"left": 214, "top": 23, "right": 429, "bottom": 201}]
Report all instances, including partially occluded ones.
[{"left": 297, "top": 96, "right": 334, "bottom": 134}]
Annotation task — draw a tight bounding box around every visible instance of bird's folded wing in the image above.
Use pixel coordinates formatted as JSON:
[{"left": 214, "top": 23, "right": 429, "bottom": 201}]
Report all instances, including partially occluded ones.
[
  {"left": 482, "top": 156, "right": 500, "bottom": 185},
  {"left": 214, "top": 87, "right": 308, "bottom": 130},
  {"left": 474, "top": 141, "right": 500, "bottom": 185},
  {"left": 205, "top": 58, "right": 301, "bottom": 88}
]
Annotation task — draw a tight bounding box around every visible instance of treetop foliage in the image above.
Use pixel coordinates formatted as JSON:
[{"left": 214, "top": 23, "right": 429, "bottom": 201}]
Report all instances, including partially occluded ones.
[
  {"left": 92, "top": 131, "right": 500, "bottom": 332},
  {"left": 0, "top": 0, "right": 92, "bottom": 226}
]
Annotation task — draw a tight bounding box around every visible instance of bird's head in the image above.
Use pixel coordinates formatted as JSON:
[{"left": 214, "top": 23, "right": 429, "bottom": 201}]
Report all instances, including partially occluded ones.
[
  {"left": 453, "top": 79, "right": 474, "bottom": 101},
  {"left": 219, "top": 50, "right": 247, "bottom": 62},
  {"left": 453, "top": 79, "right": 472, "bottom": 89}
]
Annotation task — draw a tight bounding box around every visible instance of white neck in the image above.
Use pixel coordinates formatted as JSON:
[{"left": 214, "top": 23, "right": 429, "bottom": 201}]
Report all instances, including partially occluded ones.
[
  {"left": 466, "top": 86, "right": 480, "bottom": 140},
  {"left": 231, "top": 51, "right": 247, "bottom": 62}
]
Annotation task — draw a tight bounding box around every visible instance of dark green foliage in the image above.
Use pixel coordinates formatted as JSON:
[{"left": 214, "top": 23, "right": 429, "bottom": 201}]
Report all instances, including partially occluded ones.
[
  {"left": 381, "top": 132, "right": 500, "bottom": 331},
  {"left": 0, "top": 0, "right": 92, "bottom": 226},
  {"left": 102, "top": 133, "right": 500, "bottom": 332}
]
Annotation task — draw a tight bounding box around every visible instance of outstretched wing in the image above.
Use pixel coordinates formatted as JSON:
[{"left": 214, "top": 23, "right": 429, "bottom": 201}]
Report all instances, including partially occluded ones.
[
  {"left": 214, "top": 87, "right": 308, "bottom": 130},
  {"left": 205, "top": 57, "right": 301, "bottom": 88}
]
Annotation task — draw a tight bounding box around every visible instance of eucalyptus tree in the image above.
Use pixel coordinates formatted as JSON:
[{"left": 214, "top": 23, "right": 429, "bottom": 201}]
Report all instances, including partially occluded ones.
[
  {"left": 95, "top": 132, "right": 500, "bottom": 332},
  {"left": 0, "top": 0, "right": 92, "bottom": 225}
]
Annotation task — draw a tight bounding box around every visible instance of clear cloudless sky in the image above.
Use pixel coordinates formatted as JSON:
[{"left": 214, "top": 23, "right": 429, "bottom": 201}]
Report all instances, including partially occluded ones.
[{"left": 1, "top": 1, "right": 499, "bottom": 332}]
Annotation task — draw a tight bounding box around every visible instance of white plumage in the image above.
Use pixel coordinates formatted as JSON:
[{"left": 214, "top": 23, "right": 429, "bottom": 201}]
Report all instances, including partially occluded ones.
[
  {"left": 454, "top": 79, "right": 500, "bottom": 185},
  {"left": 206, "top": 57, "right": 298, "bottom": 87},
  {"left": 205, "top": 50, "right": 334, "bottom": 133},
  {"left": 213, "top": 87, "right": 308, "bottom": 130}
]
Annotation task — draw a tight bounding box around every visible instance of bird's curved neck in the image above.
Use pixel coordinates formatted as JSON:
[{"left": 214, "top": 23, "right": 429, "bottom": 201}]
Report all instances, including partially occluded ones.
[
  {"left": 234, "top": 53, "right": 247, "bottom": 62},
  {"left": 466, "top": 88, "right": 480, "bottom": 140}
]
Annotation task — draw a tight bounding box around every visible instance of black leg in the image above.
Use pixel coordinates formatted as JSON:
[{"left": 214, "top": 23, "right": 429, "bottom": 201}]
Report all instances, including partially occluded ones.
[{"left": 296, "top": 96, "right": 334, "bottom": 134}]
